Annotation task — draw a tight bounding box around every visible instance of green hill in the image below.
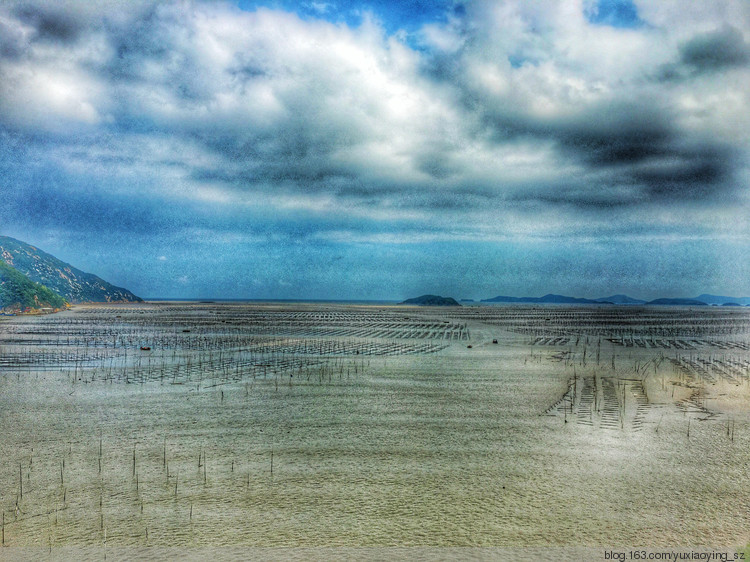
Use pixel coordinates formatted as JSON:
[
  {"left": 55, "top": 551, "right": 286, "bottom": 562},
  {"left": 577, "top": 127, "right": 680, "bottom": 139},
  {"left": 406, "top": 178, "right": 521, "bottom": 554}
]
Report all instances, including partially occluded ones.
[
  {"left": 0, "top": 236, "right": 142, "bottom": 303},
  {"left": 0, "top": 260, "right": 67, "bottom": 311}
]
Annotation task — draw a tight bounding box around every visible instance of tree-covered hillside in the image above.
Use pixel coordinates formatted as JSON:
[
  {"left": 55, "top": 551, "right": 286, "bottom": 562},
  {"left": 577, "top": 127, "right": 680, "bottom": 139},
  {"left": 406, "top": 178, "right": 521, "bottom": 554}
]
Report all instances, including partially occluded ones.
[{"left": 0, "top": 260, "right": 67, "bottom": 310}]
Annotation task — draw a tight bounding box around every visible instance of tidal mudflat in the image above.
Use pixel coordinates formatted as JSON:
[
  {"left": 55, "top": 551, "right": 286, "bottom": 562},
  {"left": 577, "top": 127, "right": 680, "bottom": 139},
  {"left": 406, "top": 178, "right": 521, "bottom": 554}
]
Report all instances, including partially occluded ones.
[{"left": 0, "top": 303, "right": 749, "bottom": 558}]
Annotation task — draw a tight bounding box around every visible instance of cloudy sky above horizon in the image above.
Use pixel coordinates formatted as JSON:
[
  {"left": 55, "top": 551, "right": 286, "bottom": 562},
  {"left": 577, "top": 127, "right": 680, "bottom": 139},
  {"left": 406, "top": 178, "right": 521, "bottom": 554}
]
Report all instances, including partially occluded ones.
[{"left": 1, "top": 0, "right": 749, "bottom": 300}]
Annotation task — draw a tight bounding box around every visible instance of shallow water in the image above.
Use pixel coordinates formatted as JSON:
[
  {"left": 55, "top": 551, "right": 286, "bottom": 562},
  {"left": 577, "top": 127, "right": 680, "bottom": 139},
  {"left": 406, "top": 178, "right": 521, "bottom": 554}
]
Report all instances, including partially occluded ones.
[{"left": 0, "top": 303, "right": 749, "bottom": 555}]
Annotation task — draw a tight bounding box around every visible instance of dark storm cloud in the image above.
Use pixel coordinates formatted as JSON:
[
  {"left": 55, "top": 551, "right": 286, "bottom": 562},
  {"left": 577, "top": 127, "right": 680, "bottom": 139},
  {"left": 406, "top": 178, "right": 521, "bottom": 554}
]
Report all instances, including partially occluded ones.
[
  {"left": 13, "top": 4, "right": 84, "bottom": 43},
  {"left": 473, "top": 96, "right": 740, "bottom": 207},
  {"left": 680, "top": 26, "right": 749, "bottom": 72},
  {"left": 657, "top": 25, "right": 750, "bottom": 81},
  {"left": 553, "top": 118, "right": 738, "bottom": 202},
  {"left": 629, "top": 145, "right": 736, "bottom": 199},
  {"left": 551, "top": 102, "right": 673, "bottom": 167}
]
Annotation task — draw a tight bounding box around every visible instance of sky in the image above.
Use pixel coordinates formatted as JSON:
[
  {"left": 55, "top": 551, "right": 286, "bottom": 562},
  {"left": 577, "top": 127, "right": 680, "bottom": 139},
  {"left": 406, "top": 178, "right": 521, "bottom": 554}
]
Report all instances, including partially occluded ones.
[{"left": 1, "top": 0, "right": 749, "bottom": 300}]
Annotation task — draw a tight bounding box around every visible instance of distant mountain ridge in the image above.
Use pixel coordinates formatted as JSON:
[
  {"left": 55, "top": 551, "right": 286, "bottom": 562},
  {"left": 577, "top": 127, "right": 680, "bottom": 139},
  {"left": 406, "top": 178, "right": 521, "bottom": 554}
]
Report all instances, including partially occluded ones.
[
  {"left": 481, "top": 293, "right": 750, "bottom": 306},
  {"left": 647, "top": 298, "right": 707, "bottom": 306},
  {"left": 693, "top": 294, "right": 750, "bottom": 306},
  {"left": 483, "top": 294, "right": 607, "bottom": 304},
  {"left": 0, "top": 236, "right": 142, "bottom": 304},
  {"left": 594, "top": 294, "right": 647, "bottom": 305}
]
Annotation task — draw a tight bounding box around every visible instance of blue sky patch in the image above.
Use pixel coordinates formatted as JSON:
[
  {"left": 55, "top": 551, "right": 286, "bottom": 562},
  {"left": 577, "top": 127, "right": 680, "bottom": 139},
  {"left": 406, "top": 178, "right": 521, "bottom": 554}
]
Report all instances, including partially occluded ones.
[
  {"left": 587, "top": 0, "right": 643, "bottom": 28},
  {"left": 236, "top": 0, "right": 457, "bottom": 34}
]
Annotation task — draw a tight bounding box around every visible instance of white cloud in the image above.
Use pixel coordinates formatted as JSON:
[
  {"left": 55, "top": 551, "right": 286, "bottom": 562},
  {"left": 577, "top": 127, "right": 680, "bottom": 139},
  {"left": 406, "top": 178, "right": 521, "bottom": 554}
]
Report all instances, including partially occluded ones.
[{"left": 0, "top": 0, "right": 748, "bottom": 245}]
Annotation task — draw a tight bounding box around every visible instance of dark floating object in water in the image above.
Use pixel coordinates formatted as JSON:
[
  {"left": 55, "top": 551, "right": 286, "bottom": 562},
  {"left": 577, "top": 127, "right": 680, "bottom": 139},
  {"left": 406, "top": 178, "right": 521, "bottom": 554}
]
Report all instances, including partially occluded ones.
[
  {"left": 492, "top": 339, "right": 498, "bottom": 344},
  {"left": 140, "top": 346, "right": 151, "bottom": 351},
  {"left": 467, "top": 345, "right": 473, "bottom": 348}
]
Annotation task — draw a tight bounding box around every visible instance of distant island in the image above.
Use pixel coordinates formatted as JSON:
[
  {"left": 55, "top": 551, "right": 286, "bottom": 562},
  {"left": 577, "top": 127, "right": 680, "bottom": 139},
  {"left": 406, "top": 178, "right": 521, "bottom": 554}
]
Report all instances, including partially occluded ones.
[
  {"left": 647, "top": 298, "right": 707, "bottom": 306},
  {"left": 480, "top": 293, "right": 750, "bottom": 306},
  {"left": 400, "top": 295, "right": 461, "bottom": 306},
  {"left": 0, "top": 235, "right": 142, "bottom": 313},
  {"left": 482, "top": 294, "right": 607, "bottom": 304},
  {"left": 694, "top": 294, "right": 750, "bottom": 306},
  {"left": 596, "top": 294, "right": 647, "bottom": 305}
]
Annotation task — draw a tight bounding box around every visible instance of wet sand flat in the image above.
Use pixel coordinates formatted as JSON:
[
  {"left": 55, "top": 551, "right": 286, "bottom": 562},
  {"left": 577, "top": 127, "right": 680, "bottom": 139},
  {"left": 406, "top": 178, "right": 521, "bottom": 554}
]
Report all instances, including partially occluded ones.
[{"left": 0, "top": 302, "right": 749, "bottom": 555}]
